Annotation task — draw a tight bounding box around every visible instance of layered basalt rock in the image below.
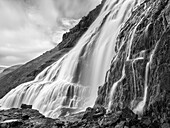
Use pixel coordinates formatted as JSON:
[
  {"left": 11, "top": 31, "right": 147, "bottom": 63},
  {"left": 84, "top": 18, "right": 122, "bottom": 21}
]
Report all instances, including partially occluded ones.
[{"left": 96, "top": 0, "right": 170, "bottom": 117}]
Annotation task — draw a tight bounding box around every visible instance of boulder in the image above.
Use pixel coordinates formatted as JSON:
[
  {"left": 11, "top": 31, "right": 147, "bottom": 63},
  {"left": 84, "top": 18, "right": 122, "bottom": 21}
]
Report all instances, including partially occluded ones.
[{"left": 21, "top": 104, "right": 32, "bottom": 109}]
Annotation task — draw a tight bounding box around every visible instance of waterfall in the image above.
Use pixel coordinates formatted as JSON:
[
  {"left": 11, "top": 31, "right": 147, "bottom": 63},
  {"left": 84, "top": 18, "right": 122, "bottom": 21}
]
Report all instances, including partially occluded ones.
[{"left": 0, "top": 0, "right": 144, "bottom": 118}]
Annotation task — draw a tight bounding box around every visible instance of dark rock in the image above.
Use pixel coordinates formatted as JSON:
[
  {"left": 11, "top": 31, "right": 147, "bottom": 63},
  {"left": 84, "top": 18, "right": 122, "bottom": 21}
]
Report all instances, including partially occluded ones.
[
  {"left": 121, "top": 107, "right": 136, "bottom": 120},
  {"left": 0, "top": 120, "right": 23, "bottom": 128},
  {"left": 21, "top": 104, "right": 32, "bottom": 109},
  {"left": 0, "top": 123, "right": 7, "bottom": 128},
  {"left": 93, "top": 106, "right": 106, "bottom": 118},
  {"left": 9, "top": 120, "right": 23, "bottom": 127},
  {"left": 162, "top": 123, "right": 170, "bottom": 128},
  {"left": 141, "top": 116, "right": 152, "bottom": 127},
  {"left": 95, "top": 1, "right": 170, "bottom": 126},
  {"left": 81, "top": 106, "right": 106, "bottom": 122},
  {"left": 82, "top": 107, "right": 94, "bottom": 120},
  {"left": 149, "top": 120, "right": 160, "bottom": 128},
  {"left": 100, "top": 111, "right": 122, "bottom": 127},
  {"left": 55, "top": 120, "right": 65, "bottom": 128},
  {"left": 115, "top": 121, "right": 125, "bottom": 128},
  {"left": 21, "top": 114, "right": 29, "bottom": 120}
]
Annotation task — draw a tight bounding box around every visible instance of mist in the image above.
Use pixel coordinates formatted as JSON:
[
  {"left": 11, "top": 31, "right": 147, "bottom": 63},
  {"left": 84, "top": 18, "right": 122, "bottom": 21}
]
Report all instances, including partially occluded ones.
[{"left": 0, "top": 0, "right": 101, "bottom": 66}]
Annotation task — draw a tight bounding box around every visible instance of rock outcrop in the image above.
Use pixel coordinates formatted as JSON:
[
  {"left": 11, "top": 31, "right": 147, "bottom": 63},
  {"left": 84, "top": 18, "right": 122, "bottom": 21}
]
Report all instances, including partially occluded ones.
[
  {"left": 96, "top": 0, "right": 170, "bottom": 121},
  {"left": 0, "top": 65, "right": 21, "bottom": 78},
  {"left": 1, "top": 106, "right": 169, "bottom": 128}
]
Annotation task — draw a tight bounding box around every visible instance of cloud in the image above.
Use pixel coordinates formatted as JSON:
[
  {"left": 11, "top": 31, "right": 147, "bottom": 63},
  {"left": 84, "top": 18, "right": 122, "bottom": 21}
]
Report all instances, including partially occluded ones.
[
  {"left": 54, "top": 0, "right": 101, "bottom": 19},
  {"left": 0, "top": 0, "right": 101, "bottom": 66}
]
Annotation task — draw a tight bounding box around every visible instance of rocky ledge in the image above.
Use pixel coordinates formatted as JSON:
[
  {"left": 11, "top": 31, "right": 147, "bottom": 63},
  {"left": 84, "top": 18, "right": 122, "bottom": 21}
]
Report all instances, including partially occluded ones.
[{"left": 1, "top": 105, "right": 170, "bottom": 128}]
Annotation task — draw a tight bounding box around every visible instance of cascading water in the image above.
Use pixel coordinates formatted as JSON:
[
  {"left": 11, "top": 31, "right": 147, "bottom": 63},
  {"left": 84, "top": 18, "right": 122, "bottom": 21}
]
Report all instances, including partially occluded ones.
[
  {"left": 107, "top": 3, "right": 154, "bottom": 115},
  {"left": 0, "top": 0, "right": 144, "bottom": 118}
]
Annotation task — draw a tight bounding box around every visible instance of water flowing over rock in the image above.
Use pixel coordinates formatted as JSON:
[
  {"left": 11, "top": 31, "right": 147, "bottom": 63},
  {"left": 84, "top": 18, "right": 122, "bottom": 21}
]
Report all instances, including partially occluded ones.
[
  {"left": 0, "top": 0, "right": 144, "bottom": 118},
  {"left": 0, "top": 0, "right": 170, "bottom": 124},
  {"left": 96, "top": 0, "right": 170, "bottom": 116},
  {"left": 0, "top": 0, "right": 104, "bottom": 99}
]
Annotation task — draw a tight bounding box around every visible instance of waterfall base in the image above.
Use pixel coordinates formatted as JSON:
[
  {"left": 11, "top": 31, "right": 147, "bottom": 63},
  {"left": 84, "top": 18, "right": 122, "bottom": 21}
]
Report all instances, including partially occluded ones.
[{"left": 1, "top": 103, "right": 170, "bottom": 128}]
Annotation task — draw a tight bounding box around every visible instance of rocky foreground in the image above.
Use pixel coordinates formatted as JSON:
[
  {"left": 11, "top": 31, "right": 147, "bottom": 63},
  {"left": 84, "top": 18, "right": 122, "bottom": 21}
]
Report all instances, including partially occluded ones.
[{"left": 0, "top": 104, "right": 170, "bottom": 128}]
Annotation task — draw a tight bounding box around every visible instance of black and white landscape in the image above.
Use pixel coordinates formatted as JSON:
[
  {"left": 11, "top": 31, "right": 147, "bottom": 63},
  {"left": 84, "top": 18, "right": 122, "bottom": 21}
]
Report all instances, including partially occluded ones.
[{"left": 0, "top": 0, "right": 170, "bottom": 128}]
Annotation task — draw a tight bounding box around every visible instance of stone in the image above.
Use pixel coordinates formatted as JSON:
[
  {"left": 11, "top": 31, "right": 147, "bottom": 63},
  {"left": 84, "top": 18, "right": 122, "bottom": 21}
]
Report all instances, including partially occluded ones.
[
  {"left": 82, "top": 107, "right": 94, "bottom": 120},
  {"left": 93, "top": 106, "right": 106, "bottom": 119},
  {"left": 121, "top": 107, "right": 136, "bottom": 120},
  {"left": 0, "top": 123, "right": 7, "bottom": 128},
  {"left": 0, "top": 120, "right": 23, "bottom": 128},
  {"left": 162, "top": 123, "right": 170, "bottom": 128},
  {"left": 115, "top": 121, "right": 125, "bottom": 128},
  {"left": 55, "top": 120, "right": 65, "bottom": 128},
  {"left": 149, "top": 120, "right": 160, "bottom": 128},
  {"left": 22, "top": 114, "right": 30, "bottom": 120},
  {"left": 141, "top": 116, "right": 152, "bottom": 126},
  {"left": 101, "top": 112, "right": 121, "bottom": 127},
  {"left": 21, "top": 104, "right": 32, "bottom": 109}
]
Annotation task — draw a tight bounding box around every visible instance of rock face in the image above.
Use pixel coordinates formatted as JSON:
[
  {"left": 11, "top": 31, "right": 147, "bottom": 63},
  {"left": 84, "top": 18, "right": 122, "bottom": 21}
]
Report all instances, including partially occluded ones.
[
  {"left": 0, "top": 65, "right": 21, "bottom": 78},
  {"left": 96, "top": 0, "right": 170, "bottom": 120},
  {"left": 0, "top": 0, "right": 105, "bottom": 99}
]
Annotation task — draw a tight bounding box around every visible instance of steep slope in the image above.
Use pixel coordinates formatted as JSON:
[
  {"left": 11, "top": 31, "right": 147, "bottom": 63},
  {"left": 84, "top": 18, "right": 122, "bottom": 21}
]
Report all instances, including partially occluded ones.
[
  {"left": 0, "top": 0, "right": 105, "bottom": 99},
  {"left": 96, "top": 0, "right": 170, "bottom": 116},
  {"left": 0, "top": 67, "right": 6, "bottom": 74},
  {"left": 0, "top": 65, "right": 22, "bottom": 78}
]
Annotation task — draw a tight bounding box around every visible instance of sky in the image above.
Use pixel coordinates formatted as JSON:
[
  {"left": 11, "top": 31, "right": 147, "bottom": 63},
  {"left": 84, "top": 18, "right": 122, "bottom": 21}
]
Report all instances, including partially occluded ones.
[{"left": 0, "top": 0, "right": 101, "bottom": 66}]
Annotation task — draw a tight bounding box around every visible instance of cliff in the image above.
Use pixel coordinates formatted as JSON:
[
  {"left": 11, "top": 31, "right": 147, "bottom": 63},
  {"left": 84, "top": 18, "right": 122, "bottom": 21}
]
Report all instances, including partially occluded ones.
[
  {"left": 96, "top": 0, "right": 170, "bottom": 120},
  {"left": 0, "top": 65, "right": 21, "bottom": 78}
]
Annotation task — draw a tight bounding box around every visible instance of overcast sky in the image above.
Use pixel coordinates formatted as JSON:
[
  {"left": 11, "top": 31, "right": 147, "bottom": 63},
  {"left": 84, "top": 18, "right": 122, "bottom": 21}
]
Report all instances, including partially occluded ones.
[{"left": 0, "top": 0, "right": 101, "bottom": 66}]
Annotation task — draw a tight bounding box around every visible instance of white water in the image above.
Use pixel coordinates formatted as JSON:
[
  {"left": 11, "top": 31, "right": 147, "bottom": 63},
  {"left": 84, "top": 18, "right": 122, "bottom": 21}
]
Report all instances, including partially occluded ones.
[
  {"left": 0, "top": 0, "right": 144, "bottom": 118},
  {"left": 133, "top": 24, "right": 160, "bottom": 114},
  {"left": 108, "top": 12, "right": 144, "bottom": 111}
]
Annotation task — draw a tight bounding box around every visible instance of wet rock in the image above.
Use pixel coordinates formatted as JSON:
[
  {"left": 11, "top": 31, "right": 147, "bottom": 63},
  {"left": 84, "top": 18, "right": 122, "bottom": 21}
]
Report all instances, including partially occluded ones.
[
  {"left": 0, "top": 120, "right": 23, "bottom": 128},
  {"left": 93, "top": 106, "right": 106, "bottom": 119},
  {"left": 82, "top": 106, "right": 106, "bottom": 122},
  {"left": 141, "top": 116, "right": 152, "bottom": 127},
  {"left": 21, "top": 104, "right": 32, "bottom": 109},
  {"left": 100, "top": 111, "right": 121, "bottom": 127},
  {"left": 149, "top": 120, "right": 160, "bottom": 128},
  {"left": 162, "top": 123, "right": 170, "bottom": 128},
  {"left": 55, "top": 120, "right": 65, "bottom": 128},
  {"left": 95, "top": 0, "right": 170, "bottom": 121},
  {"left": 121, "top": 107, "right": 136, "bottom": 120},
  {"left": 1, "top": 107, "right": 170, "bottom": 128},
  {"left": 115, "top": 121, "right": 125, "bottom": 128},
  {"left": 82, "top": 107, "right": 94, "bottom": 120},
  {"left": 21, "top": 114, "right": 29, "bottom": 120}
]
